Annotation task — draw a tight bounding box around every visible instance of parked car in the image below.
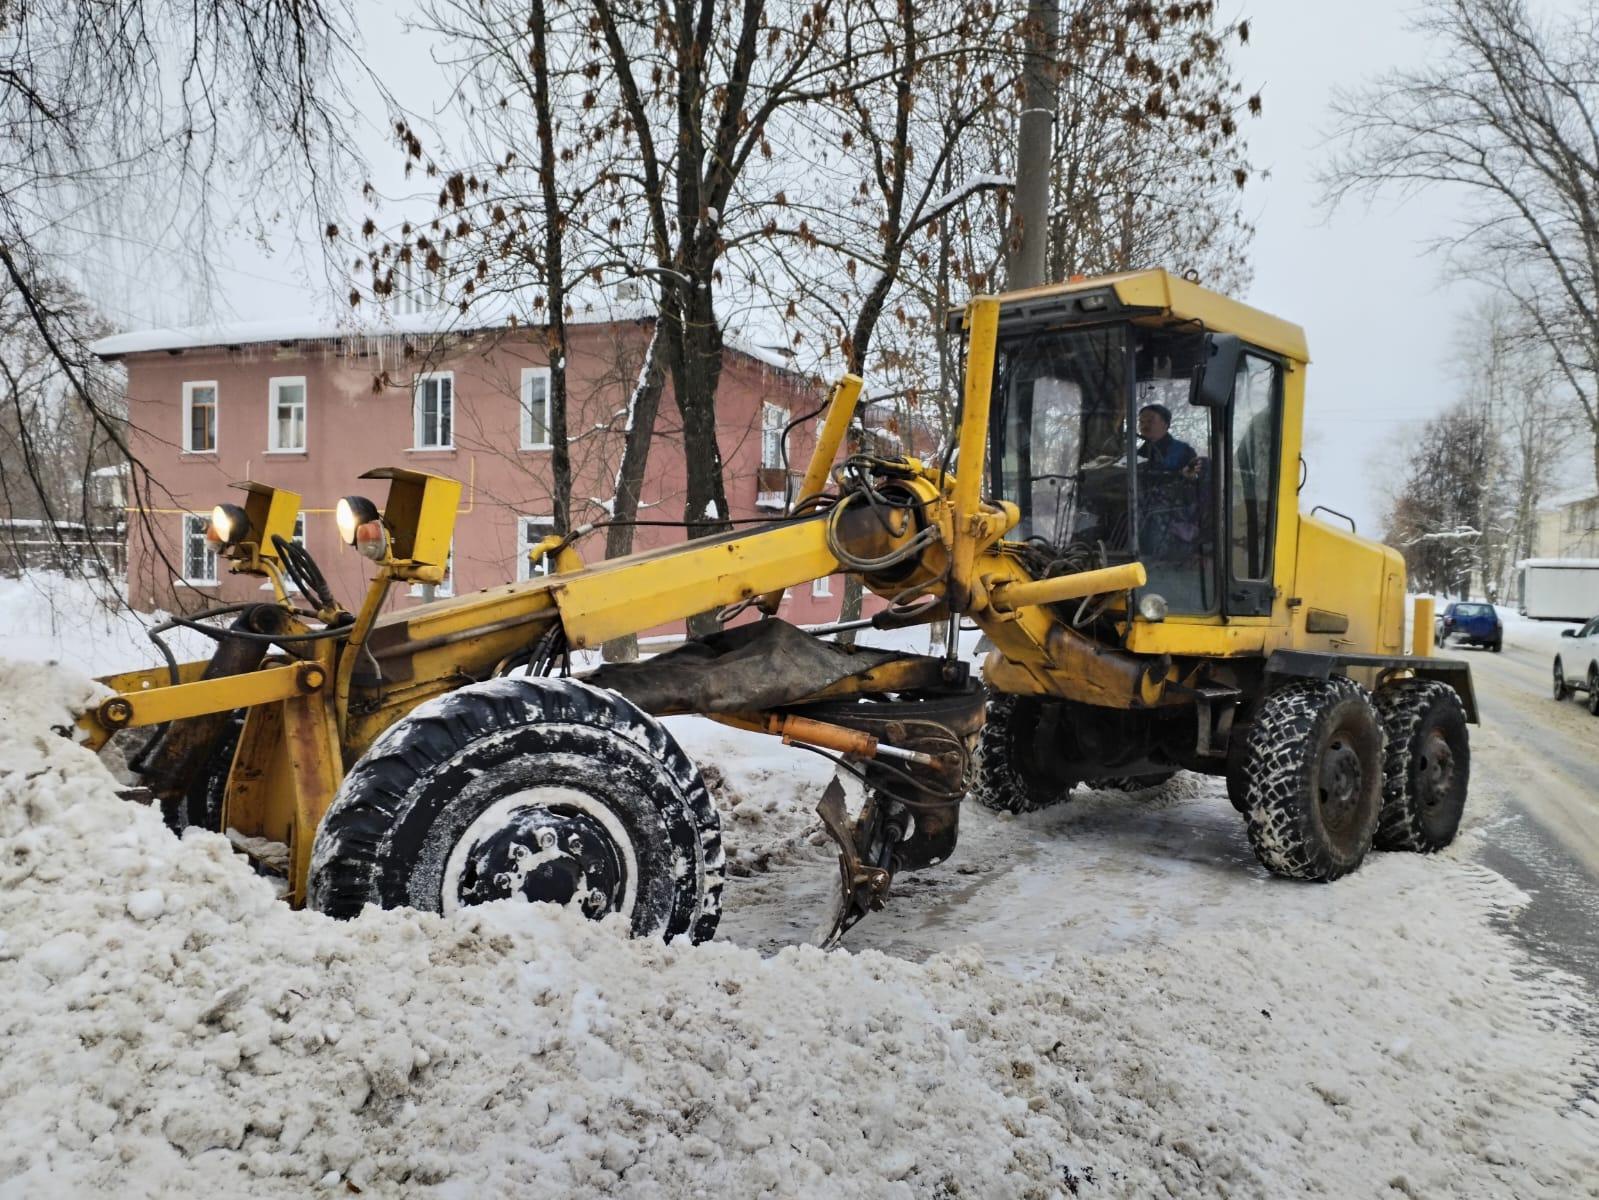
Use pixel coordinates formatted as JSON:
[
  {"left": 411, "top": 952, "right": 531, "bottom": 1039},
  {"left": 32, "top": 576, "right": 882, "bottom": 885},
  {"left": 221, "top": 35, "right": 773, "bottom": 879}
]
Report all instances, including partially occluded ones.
[
  {"left": 1552, "top": 616, "right": 1599, "bottom": 715},
  {"left": 1435, "top": 601, "right": 1503, "bottom": 652}
]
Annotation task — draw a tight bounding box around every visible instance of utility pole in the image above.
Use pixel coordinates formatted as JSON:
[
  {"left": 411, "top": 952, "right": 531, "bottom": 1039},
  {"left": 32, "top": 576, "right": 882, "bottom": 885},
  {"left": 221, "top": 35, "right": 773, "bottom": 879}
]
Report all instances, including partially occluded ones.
[{"left": 1005, "top": 0, "right": 1059, "bottom": 290}]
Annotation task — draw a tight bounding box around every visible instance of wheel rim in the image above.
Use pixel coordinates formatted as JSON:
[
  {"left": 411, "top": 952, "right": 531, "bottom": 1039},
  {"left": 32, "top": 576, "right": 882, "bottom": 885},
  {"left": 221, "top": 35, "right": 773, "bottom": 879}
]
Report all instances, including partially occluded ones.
[
  {"left": 440, "top": 786, "right": 640, "bottom": 919},
  {"left": 1318, "top": 736, "right": 1366, "bottom": 839},
  {"left": 1415, "top": 727, "right": 1456, "bottom": 813}
]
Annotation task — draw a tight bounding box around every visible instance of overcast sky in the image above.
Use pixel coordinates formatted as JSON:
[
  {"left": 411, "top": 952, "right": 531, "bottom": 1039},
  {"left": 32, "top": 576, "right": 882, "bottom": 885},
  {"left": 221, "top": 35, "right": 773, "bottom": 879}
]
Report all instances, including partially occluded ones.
[{"left": 130, "top": 0, "right": 1588, "bottom": 531}]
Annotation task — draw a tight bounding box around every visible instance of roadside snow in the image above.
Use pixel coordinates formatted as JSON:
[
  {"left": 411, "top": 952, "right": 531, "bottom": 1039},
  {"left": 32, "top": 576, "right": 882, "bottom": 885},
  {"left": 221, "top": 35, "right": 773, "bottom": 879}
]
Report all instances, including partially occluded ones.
[
  {"left": 3, "top": 578, "right": 1596, "bottom": 1196},
  {"left": 0, "top": 573, "right": 211, "bottom": 677},
  {"left": 3, "top": 656, "right": 1596, "bottom": 1197}
]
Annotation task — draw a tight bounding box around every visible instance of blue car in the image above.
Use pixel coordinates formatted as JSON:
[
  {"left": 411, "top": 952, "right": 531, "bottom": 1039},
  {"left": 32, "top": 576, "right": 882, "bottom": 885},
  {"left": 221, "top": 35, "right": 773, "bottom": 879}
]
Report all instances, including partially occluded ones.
[{"left": 1435, "top": 601, "right": 1503, "bottom": 652}]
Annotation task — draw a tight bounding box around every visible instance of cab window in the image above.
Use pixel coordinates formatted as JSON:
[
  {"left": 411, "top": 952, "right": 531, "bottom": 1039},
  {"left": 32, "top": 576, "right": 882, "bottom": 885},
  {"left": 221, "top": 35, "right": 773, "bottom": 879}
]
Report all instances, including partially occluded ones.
[{"left": 1226, "top": 353, "right": 1281, "bottom": 615}]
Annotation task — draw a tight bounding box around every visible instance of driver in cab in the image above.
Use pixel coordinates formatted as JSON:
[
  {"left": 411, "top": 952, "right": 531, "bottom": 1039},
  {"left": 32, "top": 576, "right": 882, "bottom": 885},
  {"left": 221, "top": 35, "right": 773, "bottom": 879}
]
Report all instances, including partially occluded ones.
[{"left": 1137, "top": 403, "right": 1199, "bottom": 477}]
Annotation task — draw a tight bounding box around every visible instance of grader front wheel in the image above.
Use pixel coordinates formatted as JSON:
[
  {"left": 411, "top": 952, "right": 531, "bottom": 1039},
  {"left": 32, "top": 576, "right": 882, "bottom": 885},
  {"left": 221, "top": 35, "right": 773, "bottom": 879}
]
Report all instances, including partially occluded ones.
[
  {"left": 1238, "top": 678, "right": 1383, "bottom": 882},
  {"left": 308, "top": 677, "right": 725, "bottom": 943},
  {"left": 972, "top": 692, "right": 1074, "bottom": 814}
]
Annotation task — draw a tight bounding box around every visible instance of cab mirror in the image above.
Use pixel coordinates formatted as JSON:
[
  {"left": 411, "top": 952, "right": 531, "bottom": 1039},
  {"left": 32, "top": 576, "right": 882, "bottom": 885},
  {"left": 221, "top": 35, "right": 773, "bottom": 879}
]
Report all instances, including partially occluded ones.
[
  {"left": 1190, "top": 333, "right": 1242, "bottom": 408},
  {"left": 1561, "top": 628, "right": 1576, "bottom": 637}
]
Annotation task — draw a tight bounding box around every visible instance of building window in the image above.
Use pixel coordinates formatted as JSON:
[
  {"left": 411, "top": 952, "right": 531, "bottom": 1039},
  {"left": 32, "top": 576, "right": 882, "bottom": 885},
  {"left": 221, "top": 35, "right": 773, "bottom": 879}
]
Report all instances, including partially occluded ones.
[
  {"left": 521, "top": 367, "right": 552, "bottom": 450},
  {"left": 183, "top": 382, "right": 218, "bottom": 453},
  {"left": 409, "top": 540, "right": 453, "bottom": 597},
  {"left": 268, "top": 376, "right": 307, "bottom": 451},
  {"left": 414, "top": 373, "right": 454, "bottom": 449},
  {"left": 757, "top": 402, "right": 789, "bottom": 510},
  {"left": 183, "top": 514, "right": 217, "bottom": 584},
  {"left": 761, "top": 402, "right": 787, "bottom": 469},
  {"left": 518, "top": 516, "right": 556, "bottom": 580},
  {"left": 811, "top": 574, "right": 832, "bottom": 598}
]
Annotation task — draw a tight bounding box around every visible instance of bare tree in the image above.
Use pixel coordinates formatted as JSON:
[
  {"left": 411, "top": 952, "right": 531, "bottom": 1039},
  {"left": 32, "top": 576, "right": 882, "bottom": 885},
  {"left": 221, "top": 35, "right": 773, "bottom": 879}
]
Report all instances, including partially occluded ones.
[
  {"left": 1450, "top": 295, "right": 1571, "bottom": 593},
  {"left": 1384, "top": 401, "right": 1496, "bottom": 597},
  {"left": 1324, "top": 0, "right": 1599, "bottom": 493},
  {"left": 0, "top": 0, "right": 367, "bottom": 582}
]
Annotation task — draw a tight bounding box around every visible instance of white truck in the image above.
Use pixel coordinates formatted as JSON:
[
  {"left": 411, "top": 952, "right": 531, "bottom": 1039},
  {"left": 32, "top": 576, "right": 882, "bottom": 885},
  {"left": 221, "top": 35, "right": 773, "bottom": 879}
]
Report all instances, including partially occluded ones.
[{"left": 1517, "top": 559, "right": 1599, "bottom": 621}]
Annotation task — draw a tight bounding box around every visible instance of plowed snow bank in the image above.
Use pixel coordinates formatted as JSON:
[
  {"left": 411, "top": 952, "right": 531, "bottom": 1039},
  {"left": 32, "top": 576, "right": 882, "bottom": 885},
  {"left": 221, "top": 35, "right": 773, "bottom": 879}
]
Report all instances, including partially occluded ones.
[{"left": 2, "top": 660, "right": 1596, "bottom": 1198}]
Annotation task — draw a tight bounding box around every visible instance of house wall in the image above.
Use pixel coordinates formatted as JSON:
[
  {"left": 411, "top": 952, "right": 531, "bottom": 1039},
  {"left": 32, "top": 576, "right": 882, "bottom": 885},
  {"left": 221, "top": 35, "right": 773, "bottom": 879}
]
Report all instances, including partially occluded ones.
[
  {"left": 1534, "top": 495, "right": 1599, "bottom": 562},
  {"left": 118, "top": 320, "right": 861, "bottom": 635}
]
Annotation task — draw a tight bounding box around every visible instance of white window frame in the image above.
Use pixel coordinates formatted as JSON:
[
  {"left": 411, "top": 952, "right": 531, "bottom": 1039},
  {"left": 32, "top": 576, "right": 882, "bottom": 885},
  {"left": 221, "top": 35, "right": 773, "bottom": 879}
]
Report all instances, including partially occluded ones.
[
  {"left": 757, "top": 402, "right": 789, "bottom": 510},
  {"left": 520, "top": 366, "right": 553, "bottom": 451},
  {"left": 182, "top": 381, "right": 218, "bottom": 454},
  {"left": 267, "top": 376, "right": 308, "bottom": 453},
  {"left": 518, "top": 515, "right": 556, "bottom": 581},
  {"left": 182, "top": 514, "right": 218, "bottom": 585},
  {"left": 408, "top": 539, "right": 454, "bottom": 597},
  {"left": 413, "top": 372, "right": 455, "bottom": 450},
  {"left": 811, "top": 574, "right": 832, "bottom": 598},
  {"left": 761, "top": 402, "right": 788, "bottom": 470}
]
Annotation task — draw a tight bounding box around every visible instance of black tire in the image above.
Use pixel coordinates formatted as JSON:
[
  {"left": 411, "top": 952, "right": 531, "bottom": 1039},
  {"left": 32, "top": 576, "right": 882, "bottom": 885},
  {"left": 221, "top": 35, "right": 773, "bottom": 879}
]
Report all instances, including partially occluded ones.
[
  {"left": 1588, "top": 668, "right": 1599, "bottom": 717},
  {"left": 308, "top": 677, "right": 724, "bottom": 943},
  {"left": 1373, "top": 680, "right": 1470, "bottom": 853},
  {"left": 163, "top": 711, "right": 245, "bottom": 835},
  {"left": 1239, "top": 677, "right": 1383, "bottom": 881},
  {"left": 971, "top": 692, "right": 1072, "bottom": 814},
  {"left": 1553, "top": 658, "right": 1570, "bottom": 701},
  {"left": 1225, "top": 727, "right": 1251, "bottom": 813},
  {"left": 1097, "top": 771, "right": 1178, "bottom": 794},
  {"left": 1490, "top": 637, "right": 1502, "bottom": 653}
]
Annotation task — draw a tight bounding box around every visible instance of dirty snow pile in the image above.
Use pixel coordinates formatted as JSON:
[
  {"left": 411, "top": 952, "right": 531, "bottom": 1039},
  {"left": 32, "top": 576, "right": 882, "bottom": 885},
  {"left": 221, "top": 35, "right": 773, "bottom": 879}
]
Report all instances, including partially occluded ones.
[{"left": 2, "top": 659, "right": 1597, "bottom": 1198}]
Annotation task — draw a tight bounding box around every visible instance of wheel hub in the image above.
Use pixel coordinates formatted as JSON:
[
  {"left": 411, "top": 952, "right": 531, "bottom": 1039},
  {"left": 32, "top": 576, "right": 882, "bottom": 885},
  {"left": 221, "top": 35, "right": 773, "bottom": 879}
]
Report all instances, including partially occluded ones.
[
  {"left": 1318, "top": 738, "right": 1364, "bottom": 833},
  {"left": 1416, "top": 728, "right": 1455, "bottom": 810},
  {"left": 441, "top": 786, "right": 638, "bottom": 919}
]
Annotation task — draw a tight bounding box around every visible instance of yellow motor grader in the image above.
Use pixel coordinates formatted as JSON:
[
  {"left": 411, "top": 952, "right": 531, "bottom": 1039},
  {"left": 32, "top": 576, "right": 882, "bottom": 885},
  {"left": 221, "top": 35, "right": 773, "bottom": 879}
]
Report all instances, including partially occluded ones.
[{"left": 75, "top": 269, "right": 1476, "bottom": 944}]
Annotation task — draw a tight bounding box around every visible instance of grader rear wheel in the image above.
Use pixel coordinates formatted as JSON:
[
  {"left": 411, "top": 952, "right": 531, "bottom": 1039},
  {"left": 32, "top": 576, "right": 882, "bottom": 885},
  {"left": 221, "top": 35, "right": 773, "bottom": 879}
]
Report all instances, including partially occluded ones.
[
  {"left": 1239, "top": 677, "right": 1383, "bottom": 882},
  {"left": 1373, "top": 679, "right": 1469, "bottom": 853},
  {"left": 308, "top": 677, "right": 724, "bottom": 943}
]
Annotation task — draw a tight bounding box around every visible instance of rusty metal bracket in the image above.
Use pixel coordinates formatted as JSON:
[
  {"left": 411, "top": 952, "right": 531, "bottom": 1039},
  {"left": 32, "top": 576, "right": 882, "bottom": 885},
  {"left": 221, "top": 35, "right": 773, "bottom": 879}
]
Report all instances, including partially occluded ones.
[{"left": 815, "top": 777, "right": 892, "bottom": 947}]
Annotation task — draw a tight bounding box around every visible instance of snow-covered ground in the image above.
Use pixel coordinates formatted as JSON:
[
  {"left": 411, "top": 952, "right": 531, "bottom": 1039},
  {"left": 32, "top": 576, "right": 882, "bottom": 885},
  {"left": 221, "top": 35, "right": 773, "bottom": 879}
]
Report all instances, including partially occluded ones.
[{"left": 1, "top": 575, "right": 1596, "bottom": 1197}]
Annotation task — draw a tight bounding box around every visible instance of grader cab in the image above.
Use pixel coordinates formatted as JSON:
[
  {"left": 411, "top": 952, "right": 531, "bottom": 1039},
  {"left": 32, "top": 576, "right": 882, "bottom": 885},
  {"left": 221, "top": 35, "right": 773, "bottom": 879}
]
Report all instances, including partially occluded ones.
[{"left": 76, "top": 268, "right": 1475, "bottom": 944}]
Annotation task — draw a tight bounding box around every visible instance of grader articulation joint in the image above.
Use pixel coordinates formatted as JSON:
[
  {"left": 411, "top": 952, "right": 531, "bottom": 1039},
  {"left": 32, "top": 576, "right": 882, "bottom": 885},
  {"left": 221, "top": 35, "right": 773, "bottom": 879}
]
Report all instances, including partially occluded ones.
[{"left": 75, "top": 268, "right": 1476, "bottom": 946}]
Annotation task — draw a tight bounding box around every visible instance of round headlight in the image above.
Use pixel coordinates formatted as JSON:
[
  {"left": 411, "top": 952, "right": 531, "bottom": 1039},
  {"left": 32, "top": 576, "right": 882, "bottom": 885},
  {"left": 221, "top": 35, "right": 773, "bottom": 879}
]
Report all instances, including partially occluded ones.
[
  {"left": 336, "top": 495, "right": 380, "bottom": 545},
  {"left": 1137, "top": 592, "right": 1168, "bottom": 623},
  {"left": 337, "top": 495, "right": 387, "bottom": 560},
  {"left": 208, "top": 503, "right": 250, "bottom": 549}
]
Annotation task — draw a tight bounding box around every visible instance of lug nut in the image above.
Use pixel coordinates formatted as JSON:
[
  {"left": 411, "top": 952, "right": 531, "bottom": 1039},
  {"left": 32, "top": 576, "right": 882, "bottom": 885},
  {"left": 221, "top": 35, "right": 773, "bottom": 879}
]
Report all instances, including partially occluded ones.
[{"left": 536, "top": 828, "right": 557, "bottom": 851}]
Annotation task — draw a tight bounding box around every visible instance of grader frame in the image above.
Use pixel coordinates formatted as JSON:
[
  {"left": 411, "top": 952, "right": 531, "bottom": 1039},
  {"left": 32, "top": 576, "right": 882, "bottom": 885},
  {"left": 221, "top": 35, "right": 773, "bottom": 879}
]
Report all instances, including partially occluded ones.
[{"left": 76, "top": 269, "right": 1475, "bottom": 939}]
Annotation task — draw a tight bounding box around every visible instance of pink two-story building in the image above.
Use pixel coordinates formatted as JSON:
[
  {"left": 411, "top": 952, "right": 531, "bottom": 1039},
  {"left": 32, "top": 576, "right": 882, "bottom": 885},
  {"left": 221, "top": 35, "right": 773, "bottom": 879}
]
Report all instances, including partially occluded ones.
[{"left": 92, "top": 310, "right": 855, "bottom": 636}]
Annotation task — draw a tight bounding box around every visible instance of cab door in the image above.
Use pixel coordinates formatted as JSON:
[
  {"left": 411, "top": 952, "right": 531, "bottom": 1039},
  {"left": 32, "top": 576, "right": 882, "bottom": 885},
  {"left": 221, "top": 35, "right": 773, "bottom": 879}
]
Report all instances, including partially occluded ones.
[{"left": 1224, "top": 352, "right": 1283, "bottom": 617}]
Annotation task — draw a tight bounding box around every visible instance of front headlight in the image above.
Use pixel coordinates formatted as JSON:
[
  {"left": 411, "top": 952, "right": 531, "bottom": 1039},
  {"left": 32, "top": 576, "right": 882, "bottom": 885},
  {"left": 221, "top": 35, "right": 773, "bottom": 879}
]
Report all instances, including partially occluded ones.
[
  {"left": 1137, "top": 592, "right": 1168, "bottom": 623},
  {"left": 336, "top": 495, "right": 387, "bottom": 560},
  {"left": 208, "top": 503, "right": 250, "bottom": 549}
]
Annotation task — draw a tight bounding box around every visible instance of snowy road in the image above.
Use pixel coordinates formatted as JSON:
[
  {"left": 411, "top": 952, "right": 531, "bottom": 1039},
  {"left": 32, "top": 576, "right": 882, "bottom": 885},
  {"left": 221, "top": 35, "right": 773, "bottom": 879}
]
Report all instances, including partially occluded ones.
[
  {"left": 1448, "top": 641, "right": 1599, "bottom": 1005},
  {"left": 720, "top": 645, "right": 1599, "bottom": 979}
]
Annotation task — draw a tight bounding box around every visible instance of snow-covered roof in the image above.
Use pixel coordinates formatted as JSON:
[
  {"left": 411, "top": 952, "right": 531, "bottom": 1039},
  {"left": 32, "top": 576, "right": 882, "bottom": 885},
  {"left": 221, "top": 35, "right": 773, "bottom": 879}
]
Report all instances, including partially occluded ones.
[
  {"left": 88, "top": 297, "right": 656, "bottom": 359},
  {"left": 1535, "top": 485, "right": 1598, "bottom": 512},
  {"left": 89, "top": 302, "right": 808, "bottom": 379}
]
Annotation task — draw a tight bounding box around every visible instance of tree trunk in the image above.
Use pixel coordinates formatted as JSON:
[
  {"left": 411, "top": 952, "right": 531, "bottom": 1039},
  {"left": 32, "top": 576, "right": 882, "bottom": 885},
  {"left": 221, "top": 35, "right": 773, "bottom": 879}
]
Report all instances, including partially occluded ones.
[
  {"left": 530, "top": 0, "right": 571, "bottom": 534},
  {"left": 1005, "top": 0, "right": 1058, "bottom": 290},
  {"left": 666, "top": 286, "right": 732, "bottom": 638},
  {"left": 601, "top": 322, "right": 667, "bottom": 663}
]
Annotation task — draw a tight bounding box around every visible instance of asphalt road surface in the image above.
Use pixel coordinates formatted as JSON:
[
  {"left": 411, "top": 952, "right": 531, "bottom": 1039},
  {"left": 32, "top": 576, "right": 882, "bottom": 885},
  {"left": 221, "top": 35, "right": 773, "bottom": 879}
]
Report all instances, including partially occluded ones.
[{"left": 1457, "top": 640, "right": 1599, "bottom": 1005}]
